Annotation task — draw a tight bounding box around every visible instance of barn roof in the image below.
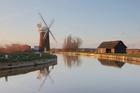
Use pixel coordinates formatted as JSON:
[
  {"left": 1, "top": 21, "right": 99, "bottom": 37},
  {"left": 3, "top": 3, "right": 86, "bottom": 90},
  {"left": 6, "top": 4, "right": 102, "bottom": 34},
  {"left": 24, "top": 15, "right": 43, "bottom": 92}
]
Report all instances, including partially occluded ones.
[{"left": 98, "top": 40, "right": 127, "bottom": 48}]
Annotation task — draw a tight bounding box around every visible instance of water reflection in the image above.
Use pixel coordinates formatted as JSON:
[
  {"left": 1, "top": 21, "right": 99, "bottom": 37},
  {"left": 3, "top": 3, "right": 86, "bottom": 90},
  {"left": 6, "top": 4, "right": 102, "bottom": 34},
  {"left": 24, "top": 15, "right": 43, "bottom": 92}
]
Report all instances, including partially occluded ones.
[
  {"left": 0, "top": 60, "right": 57, "bottom": 82},
  {"left": 63, "top": 54, "right": 81, "bottom": 68},
  {"left": 37, "top": 62, "right": 56, "bottom": 91},
  {"left": 98, "top": 59, "right": 125, "bottom": 68},
  {"left": 1, "top": 54, "right": 140, "bottom": 93}
]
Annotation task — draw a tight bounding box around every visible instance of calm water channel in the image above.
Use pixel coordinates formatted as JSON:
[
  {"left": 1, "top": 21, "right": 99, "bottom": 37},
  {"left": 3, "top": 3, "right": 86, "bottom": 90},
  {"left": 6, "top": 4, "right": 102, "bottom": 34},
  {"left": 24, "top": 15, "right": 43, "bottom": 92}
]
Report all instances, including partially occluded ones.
[{"left": 0, "top": 54, "right": 140, "bottom": 93}]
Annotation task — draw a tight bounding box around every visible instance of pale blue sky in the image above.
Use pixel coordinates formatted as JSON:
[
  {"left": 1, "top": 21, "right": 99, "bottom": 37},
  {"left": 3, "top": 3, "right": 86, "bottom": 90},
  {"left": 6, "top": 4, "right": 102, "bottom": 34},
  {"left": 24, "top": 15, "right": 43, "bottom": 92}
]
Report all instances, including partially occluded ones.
[{"left": 0, "top": 0, "right": 140, "bottom": 48}]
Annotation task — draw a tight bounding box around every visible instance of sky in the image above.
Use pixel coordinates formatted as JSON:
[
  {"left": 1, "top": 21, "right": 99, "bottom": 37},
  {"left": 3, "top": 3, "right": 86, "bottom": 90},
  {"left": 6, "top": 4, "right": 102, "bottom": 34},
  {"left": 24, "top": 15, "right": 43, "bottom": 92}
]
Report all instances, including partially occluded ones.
[{"left": 0, "top": 0, "right": 140, "bottom": 48}]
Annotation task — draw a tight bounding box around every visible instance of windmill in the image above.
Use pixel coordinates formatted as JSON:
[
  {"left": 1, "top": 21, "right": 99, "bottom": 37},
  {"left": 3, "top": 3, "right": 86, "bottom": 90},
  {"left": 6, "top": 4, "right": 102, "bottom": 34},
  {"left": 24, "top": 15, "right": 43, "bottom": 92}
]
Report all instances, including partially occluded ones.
[{"left": 37, "top": 13, "right": 57, "bottom": 52}]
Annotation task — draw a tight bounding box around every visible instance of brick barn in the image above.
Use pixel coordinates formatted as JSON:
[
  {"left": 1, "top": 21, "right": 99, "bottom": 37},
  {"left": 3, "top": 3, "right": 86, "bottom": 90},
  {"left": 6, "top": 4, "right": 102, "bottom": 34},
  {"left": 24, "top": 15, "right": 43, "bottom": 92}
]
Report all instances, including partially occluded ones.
[{"left": 97, "top": 40, "right": 127, "bottom": 54}]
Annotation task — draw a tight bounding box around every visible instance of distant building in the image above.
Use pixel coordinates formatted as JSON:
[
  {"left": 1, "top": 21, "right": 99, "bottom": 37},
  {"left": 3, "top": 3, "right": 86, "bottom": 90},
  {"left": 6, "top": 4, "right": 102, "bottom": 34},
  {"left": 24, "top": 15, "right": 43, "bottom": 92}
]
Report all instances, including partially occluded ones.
[
  {"left": 33, "top": 46, "right": 39, "bottom": 51},
  {"left": 97, "top": 40, "right": 127, "bottom": 54},
  {"left": 127, "top": 49, "right": 140, "bottom": 55}
]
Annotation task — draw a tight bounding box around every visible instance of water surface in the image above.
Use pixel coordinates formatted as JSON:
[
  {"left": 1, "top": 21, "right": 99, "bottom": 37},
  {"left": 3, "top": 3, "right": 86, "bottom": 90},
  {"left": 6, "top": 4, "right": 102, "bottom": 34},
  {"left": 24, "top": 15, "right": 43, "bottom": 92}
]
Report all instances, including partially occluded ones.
[{"left": 0, "top": 54, "right": 140, "bottom": 93}]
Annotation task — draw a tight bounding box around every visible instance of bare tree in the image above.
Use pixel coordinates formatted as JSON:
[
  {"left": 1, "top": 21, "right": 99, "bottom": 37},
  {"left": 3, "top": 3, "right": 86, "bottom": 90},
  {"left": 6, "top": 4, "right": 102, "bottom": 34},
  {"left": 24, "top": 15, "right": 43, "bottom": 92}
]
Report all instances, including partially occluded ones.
[{"left": 63, "top": 35, "right": 82, "bottom": 51}]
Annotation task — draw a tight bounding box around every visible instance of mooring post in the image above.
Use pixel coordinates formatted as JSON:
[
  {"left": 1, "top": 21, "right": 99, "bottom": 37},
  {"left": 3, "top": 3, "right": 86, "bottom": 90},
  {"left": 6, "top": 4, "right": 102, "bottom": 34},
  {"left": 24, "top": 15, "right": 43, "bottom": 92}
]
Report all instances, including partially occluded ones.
[
  {"left": 40, "top": 53, "right": 42, "bottom": 57},
  {"left": 5, "top": 54, "right": 8, "bottom": 59}
]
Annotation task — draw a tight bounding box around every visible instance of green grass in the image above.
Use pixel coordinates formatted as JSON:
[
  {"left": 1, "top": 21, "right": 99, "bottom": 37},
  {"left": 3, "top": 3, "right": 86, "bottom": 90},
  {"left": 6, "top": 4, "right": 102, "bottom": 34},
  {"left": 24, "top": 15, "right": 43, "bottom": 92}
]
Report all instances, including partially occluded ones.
[
  {"left": 0, "top": 52, "right": 56, "bottom": 62},
  {"left": 72, "top": 51, "right": 140, "bottom": 58}
]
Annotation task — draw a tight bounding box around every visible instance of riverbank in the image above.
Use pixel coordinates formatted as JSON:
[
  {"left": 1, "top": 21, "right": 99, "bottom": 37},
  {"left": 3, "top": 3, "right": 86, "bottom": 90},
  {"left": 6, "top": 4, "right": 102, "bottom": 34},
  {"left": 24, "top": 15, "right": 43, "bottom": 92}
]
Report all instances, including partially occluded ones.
[
  {"left": 0, "top": 52, "right": 57, "bottom": 69},
  {"left": 56, "top": 51, "right": 140, "bottom": 63},
  {"left": 0, "top": 52, "right": 56, "bottom": 62},
  {"left": 0, "top": 58, "right": 57, "bottom": 70}
]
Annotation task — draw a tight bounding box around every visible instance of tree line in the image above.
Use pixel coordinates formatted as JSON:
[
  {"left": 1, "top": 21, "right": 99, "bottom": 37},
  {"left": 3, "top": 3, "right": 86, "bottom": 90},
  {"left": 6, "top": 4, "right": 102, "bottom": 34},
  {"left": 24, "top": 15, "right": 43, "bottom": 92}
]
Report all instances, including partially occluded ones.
[{"left": 63, "top": 35, "right": 82, "bottom": 51}]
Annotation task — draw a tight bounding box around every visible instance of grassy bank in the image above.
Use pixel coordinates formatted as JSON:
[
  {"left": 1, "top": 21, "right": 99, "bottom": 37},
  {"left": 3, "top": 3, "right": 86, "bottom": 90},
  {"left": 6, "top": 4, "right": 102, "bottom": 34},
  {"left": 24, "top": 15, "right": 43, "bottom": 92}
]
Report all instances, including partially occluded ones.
[
  {"left": 0, "top": 52, "right": 56, "bottom": 62},
  {"left": 100, "top": 53, "right": 140, "bottom": 58},
  {"left": 57, "top": 51, "right": 140, "bottom": 58}
]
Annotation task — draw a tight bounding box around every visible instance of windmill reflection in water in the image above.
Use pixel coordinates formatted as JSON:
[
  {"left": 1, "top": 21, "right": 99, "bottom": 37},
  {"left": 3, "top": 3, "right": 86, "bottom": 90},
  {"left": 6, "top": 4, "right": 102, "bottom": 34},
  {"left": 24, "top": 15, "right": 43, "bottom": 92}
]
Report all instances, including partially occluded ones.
[
  {"left": 0, "top": 60, "right": 57, "bottom": 91},
  {"left": 37, "top": 63, "right": 55, "bottom": 91}
]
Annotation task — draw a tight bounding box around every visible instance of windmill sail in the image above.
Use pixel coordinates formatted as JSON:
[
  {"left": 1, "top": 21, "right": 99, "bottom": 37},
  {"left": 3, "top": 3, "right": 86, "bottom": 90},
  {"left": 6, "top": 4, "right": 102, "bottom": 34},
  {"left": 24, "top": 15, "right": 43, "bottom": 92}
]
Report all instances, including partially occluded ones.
[
  {"left": 48, "top": 19, "right": 55, "bottom": 28},
  {"left": 49, "top": 30, "right": 57, "bottom": 43},
  {"left": 38, "top": 13, "right": 49, "bottom": 28},
  {"left": 39, "top": 13, "right": 57, "bottom": 43}
]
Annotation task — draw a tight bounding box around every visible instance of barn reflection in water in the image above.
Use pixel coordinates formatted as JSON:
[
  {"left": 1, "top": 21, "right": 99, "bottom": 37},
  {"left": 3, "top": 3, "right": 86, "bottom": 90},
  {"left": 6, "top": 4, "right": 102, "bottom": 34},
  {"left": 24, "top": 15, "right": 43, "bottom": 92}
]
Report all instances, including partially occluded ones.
[{"left": 98, "top": 59, "right": 125, "bottom": 68}]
